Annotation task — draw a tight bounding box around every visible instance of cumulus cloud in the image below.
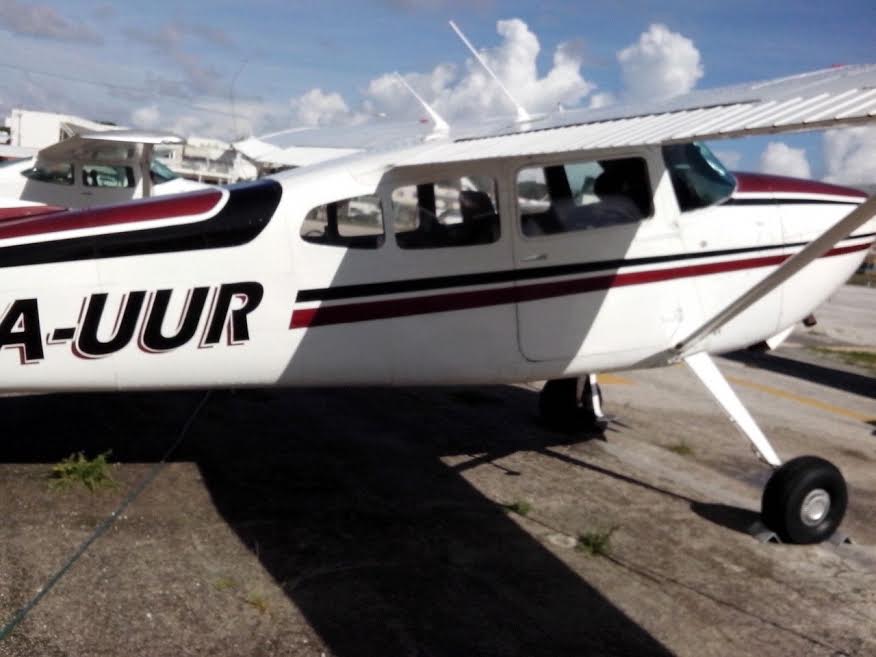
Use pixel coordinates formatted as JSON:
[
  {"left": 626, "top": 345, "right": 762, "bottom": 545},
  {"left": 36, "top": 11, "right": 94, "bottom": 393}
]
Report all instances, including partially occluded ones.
[
  {"left": 290, "top": 89, "right": 357, "bottom": 127},
  {"left": 823, "top": 127, "right": 876, "bottom": 185},
  {"left": 131, "top": 105, "right": 161, "bottom": 129},
  {"left": 760, "top": 142, "right": 812, "bottom": 179},
  {"left": 0, "top": 0, "right": 101, "bottom": 43},
  {"left": 588, "top": 91, "right": 616, "bottom": 109},
  {"left": 617, "top": 23, "right": 702, "bottom": 101},
  {"left": 305, "top": 18, "right": 595, "bottom": 127}
]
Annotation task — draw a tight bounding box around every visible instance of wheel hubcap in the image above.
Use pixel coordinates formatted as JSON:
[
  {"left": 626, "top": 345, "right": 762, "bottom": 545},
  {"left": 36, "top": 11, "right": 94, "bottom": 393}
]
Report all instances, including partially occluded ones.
[{"left": 800, "top": 489, "right": 831, "bottom": 526}]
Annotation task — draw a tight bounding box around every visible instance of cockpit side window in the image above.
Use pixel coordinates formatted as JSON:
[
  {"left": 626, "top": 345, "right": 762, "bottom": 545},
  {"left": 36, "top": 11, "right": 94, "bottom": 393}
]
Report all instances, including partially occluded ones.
[
  {"left": 21, "top": 162, "right": 74, "bottom": 185},
  {"left": 392, "top": 176, "right": 500, "bottom": 249},
  {"left": 662, "top": 142, "right": 736, "bottom": 212},
  {"left": 300, "top": 194, "right": 385, "bottom": 249},
  {"left": 82, "top": 164, "right": 135, "bottom": 188},
  {"left": 518, "top": 156, "right": 652, "bottom": 237}
]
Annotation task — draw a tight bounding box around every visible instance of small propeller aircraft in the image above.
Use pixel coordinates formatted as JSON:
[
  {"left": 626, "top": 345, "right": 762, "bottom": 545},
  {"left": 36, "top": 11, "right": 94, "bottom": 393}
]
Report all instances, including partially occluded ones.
[
  {"left": 0, "top": 130, "right": 206, "bottom": 210},
  {"left": 0, "top": 49, "right": 874, "bottom": 545}
]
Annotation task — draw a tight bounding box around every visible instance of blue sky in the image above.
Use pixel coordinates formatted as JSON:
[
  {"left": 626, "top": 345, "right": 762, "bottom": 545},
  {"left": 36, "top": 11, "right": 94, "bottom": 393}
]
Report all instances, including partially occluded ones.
[{"left": 0, "top": 0, "right": 874, "bottom": 180}]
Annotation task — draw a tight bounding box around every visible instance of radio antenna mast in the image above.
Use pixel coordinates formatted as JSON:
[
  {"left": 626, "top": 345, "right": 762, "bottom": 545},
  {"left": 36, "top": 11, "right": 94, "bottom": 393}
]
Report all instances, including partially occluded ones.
[
  {"left": 448, "top": 20, "right": 532, "bottom": 123},
  {"left": 393, "top": 72, "right": 450, "bottom": 136}
]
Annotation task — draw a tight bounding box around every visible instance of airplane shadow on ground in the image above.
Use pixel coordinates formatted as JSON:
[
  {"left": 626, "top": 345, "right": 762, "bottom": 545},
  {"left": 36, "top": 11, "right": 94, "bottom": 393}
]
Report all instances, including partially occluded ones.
[
  {"left": 0, "top": 385, "right": 759, "bottom": 657},
  {"left": 722, "top": 350, "right": 875, "bottom": 400}
]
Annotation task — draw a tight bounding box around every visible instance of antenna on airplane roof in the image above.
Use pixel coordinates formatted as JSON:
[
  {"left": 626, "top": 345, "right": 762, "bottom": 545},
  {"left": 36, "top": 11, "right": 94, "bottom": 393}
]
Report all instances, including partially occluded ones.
[
  {"left": 448, "top": 20, "right": 532, "bottom": 123},
  {"left": 393, "top": 72, "right": 450, "bottom": 137}
]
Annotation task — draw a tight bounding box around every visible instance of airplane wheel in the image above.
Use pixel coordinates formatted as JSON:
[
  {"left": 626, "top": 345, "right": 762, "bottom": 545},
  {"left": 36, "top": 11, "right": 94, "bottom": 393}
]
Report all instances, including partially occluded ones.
[
  {"left": 761, "top": 456, "right": 847, "bottom": 544},
  {"left": 539, "top": 378, "right": 603, "bottom": 431}
]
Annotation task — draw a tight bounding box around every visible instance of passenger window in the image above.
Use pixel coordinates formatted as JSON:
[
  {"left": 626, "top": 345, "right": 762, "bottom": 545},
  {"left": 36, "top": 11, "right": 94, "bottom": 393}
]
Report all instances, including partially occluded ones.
[
  {"left": 82, "top": 164, "right": 135, "bottom": 188},
  {"left": 300, "top": 194, "right": 384, "bottom": 249},
  {"left": 518, "top": 157, "right": 652, "bottom": 236},
  {"left": 392, "top": 176, "right": 499, "bottom": 249},
  {"left": 21, "top": 162, "right": 74, "bottom": 185}
]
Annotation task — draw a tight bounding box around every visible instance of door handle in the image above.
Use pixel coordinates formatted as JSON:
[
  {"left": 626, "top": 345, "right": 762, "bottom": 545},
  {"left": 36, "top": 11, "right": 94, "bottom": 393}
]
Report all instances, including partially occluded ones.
[{"left": 521, "top": 253, "right": 547, "bottom": 262}]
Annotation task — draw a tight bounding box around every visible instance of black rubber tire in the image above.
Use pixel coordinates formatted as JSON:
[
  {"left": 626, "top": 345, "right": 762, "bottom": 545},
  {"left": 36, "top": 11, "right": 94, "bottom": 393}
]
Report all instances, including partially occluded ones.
[
  {"left": 761, "top": 456, "right": 847, "bottom": 544},
  {"left": 538, "top": 378, "right": 580, "bottom": 430},
  {"left": 539, "top": 378, "right": 606, "bottom": 432}
]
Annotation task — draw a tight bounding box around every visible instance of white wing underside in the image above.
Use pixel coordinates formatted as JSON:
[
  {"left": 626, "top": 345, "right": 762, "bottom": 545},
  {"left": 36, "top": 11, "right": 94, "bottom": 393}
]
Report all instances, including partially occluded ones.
[{"left": 256, "top": 63, "right": 876, "bottom": 165}]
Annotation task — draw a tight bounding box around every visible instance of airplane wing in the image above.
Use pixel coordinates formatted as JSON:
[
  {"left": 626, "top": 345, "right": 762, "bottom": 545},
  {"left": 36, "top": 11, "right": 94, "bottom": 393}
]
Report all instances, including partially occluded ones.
[
  {"left": 248, "top": 64, "right": 876, "bottom": 165},
  {"left": 232, "top": 136, "right": 359, "bottom": 169},
  {"left": 37, "top": 130, "right": 184, "bottom": 161},
  {"left": 399, "top": 63, "right": 876, "bottom": 165}
]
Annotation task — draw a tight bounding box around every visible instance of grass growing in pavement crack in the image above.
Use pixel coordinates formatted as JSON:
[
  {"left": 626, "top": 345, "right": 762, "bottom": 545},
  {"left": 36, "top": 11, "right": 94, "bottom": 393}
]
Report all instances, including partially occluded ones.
[
  {"left": 811, "top": 347, "right": 876, "bottom": 373},
  {"left": 245, "top": 592, "right": 269, "bottom": 614},
  {"left": 577, "top": 526, "right": 618, "bottom": 557},
  {"left": 49, "top": 451, "right": 116, "bottom": 491},
  {"left": 666, "top": 441, "right": 694, "bottom": 456},
  {"left": 504, "top": 500, "right": 532, "bottom": 517}
]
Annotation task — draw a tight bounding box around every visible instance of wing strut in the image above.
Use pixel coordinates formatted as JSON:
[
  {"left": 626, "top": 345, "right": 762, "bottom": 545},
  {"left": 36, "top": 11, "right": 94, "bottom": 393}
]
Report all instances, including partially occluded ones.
[{"left": 673, "top": 195, "right": 876, "bottom": 357}]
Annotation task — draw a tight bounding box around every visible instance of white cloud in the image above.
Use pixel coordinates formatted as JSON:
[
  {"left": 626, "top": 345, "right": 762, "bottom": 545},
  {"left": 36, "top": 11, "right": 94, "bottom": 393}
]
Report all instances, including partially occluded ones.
[
  {"left": 296, "top": 18, "right": 595, "bottom": 127},
  {"left": 823, "top": 127, "right": 876, "bottom": 185},
  {"left": 290, "top": 88, "right": 357, "bottom": 127},
  {"left": 617, "top": 23, "right": 702, "bottom": 101},
  {"left": 588, "top": 91, "right": 616, "bottom": 109},
  {"left": 760, "top": 142, "right": 811, "bottom": 179},
  {"left": 713, "top": 149, "right": 741, "bottom": 170},
  {"left": 131, "top": 105, "right": 161, "bottom": 129},
  {"left": 0, "top": 0, "right": 101, "bottom": 43}
]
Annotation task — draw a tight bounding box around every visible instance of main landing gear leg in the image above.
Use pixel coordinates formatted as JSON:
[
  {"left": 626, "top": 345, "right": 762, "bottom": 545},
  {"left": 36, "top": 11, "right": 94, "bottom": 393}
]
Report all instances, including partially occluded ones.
[
  {"left": 684, "top": 352, "right": 848, "bottom": 544},
  {"left": 539, "top": 374, "right": 609, "bottom": 433}
]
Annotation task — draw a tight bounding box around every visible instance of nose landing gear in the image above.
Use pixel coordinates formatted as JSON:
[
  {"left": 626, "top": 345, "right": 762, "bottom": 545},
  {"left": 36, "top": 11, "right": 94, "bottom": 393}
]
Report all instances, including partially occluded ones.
[{"left": 684, "top": 352, "right": 849, "bottom": 545}]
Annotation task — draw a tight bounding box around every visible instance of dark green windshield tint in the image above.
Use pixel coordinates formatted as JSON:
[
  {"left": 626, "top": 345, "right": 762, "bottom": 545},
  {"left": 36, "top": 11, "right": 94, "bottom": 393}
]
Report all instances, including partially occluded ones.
[{"left": 662, "top": 142, "right": 736, "bottom": 212}]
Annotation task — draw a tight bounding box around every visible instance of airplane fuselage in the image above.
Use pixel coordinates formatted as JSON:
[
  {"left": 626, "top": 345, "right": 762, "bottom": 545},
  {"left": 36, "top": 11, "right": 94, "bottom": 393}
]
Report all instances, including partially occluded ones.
[{"left": 0, "top": 144, "right": 871, "bottom": 392}]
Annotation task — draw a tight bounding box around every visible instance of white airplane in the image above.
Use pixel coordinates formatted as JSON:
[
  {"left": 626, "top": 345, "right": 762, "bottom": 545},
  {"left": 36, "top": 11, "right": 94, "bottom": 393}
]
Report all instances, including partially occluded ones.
[
  {"left": 0, "top": 129, "right": 207, "bottom": 210},
  {"left": 0, "top": 61, "right": 874, "bottom": 546}
]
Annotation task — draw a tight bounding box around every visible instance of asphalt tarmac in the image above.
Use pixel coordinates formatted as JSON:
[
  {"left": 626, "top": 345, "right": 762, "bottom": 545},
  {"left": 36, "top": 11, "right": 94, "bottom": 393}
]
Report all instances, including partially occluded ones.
[{"left": 0, "top": 286, "right": 873, "bottom": 657}]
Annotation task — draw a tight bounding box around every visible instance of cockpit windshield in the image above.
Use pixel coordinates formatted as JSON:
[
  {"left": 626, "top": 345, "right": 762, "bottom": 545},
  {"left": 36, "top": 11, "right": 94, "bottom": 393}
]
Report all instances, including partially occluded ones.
[
  {"left": 662, "top": 142, "right": 736, "bottom": 212},
  {"left": 150, "top": 159, "right": 178, "bottom": 185}
]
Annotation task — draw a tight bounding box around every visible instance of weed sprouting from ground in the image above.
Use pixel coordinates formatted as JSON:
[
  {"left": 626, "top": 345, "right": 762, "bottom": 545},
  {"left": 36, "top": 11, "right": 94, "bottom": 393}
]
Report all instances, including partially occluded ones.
[
  {"left": 504, "top": 500, "right": 532, "bottom": 517},
  {"left": 576, "top": 526, "right": 618, "bottom": 557},
  {"left": 666, "top": 441, "right": 694, "bottom": 456},
  {"left": 213, "top": 577, "right": 237, "bottom": 592},
  {"left": 245, "top": 591, "right": 269, "bottom": 614},
  {"left": 811, "top": 347, "right": 876, "bottom": 373},
  {"left": 50, "top": 451, "right": 115, "bottom": 491}
]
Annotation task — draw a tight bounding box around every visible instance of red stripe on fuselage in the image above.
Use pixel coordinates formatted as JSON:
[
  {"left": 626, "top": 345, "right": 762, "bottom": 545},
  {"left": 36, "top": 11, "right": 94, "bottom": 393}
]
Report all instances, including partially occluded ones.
[
  {"left": 289, "top": 241, "right": 873, "bottom": 329},
  {"left": 0, "top": 190, "right": 223, "bottom": 241},
  {"left": 733, "top": 172, "right": 867, "bottom": 199},
  {"left": 0, "top": 205, "right": 66, "bottom": 222}
]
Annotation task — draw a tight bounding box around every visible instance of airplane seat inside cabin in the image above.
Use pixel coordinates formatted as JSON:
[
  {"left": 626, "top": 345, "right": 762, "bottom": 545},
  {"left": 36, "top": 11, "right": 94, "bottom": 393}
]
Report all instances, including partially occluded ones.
[{"left": 459, "top": 190, "right": 500, "bottom": 244}]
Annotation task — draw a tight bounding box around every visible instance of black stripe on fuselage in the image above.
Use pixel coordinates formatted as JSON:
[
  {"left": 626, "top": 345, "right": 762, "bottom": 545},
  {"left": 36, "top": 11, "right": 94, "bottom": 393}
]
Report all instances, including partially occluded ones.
[
  {"left": 296, "top": 232, "right": 876, "bottom": 303},
  {"left": 724, "top": 198, "right": 862, "bottom": 206},
  {"left": 0, "top": 180, "right": 282, "bottom": 269}
]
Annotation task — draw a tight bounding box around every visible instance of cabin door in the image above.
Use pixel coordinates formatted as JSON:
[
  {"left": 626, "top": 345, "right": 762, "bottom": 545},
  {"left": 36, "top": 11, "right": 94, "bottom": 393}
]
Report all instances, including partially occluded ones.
[{"left": 512, "top": 155, "right": 689, "bottom": 363}]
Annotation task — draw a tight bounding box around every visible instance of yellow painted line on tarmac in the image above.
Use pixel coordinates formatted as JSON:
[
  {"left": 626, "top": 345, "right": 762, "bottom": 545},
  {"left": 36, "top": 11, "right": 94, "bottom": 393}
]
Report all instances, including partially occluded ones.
[
  {"left": 726, "top": 375, "right": 876, "bottom": 423},
  {"left": 599, "top": 373, "right": 634, "bottom": 385}
]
